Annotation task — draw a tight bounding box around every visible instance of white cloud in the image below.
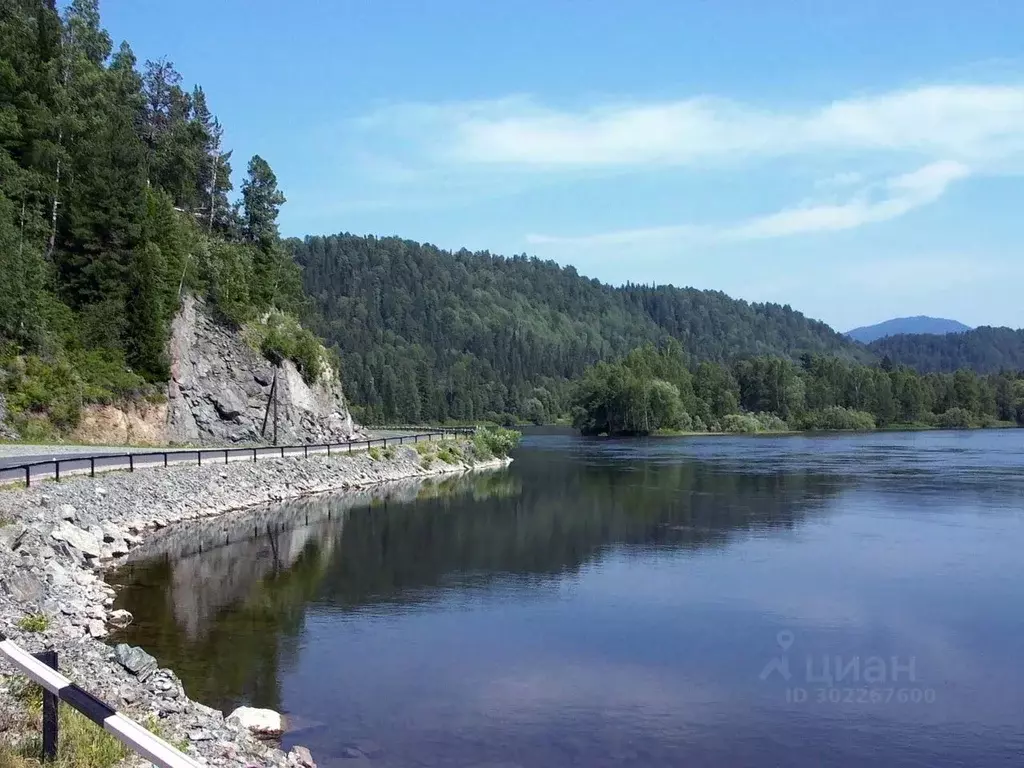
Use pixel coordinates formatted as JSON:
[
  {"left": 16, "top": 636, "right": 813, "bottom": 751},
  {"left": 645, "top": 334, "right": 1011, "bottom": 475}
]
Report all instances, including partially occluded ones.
[
  {"left": 728, "top": 160, "right": 970, "bottom": 240},
  {"left": 344, "top": 82, "right": 1021, "bottom": 242},
  {"left": 359, "top": 84, "right": 1024, "bottom": 170},
  {"left": 528, "top": 161, "right": 970, "bottom": 245}
]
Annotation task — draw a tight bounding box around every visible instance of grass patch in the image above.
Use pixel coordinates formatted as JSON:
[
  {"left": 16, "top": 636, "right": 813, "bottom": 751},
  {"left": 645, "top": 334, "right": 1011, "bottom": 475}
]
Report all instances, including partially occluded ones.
[
  {"left": 143, "top": 715, "right": 190, "bottom": 753},
  {"left": 15, "top": 614, "right": 49, "bottom": 633},
  {"left": 381, "top": 446, "right": 396, "bottom": 460},
  {"left": 436, "top": 443, "right": 462, "bottom": 465},
  {"left": 414, "top": 441, "right": 433, "bottom": 456},
  {"left": 367, "top": 447, "right": 382, "bottom": 461},
  {"left": 0, "top": 694, "right": 130, "bottom": 768}
]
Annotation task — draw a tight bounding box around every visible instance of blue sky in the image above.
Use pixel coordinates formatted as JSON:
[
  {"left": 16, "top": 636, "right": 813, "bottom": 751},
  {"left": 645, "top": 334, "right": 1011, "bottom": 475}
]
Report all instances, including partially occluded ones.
[{"left": 98, "top": 0, "right": 1023, "bottom": 331}]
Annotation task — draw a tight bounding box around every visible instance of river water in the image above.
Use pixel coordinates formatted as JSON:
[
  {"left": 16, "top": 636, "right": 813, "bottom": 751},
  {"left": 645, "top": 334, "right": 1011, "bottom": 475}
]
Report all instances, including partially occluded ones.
[{"left": 110, "top": 429, "right": 1024, "bottom": 767}]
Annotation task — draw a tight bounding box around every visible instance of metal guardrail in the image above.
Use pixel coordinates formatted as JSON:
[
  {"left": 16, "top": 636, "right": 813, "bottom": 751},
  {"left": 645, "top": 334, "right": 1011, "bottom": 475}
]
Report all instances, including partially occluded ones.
[
  {"left": 0, "top": 635, "right": 199, "bottom": 768},
  {"left": 1, "top": 428, "right": 477, "bottom": 487}
]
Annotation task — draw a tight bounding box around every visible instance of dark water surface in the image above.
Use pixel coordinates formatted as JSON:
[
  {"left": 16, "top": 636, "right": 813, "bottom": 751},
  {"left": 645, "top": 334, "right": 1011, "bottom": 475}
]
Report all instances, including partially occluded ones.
[{"left": 110, "top": 430, "right": 1024, "bottom": 767}]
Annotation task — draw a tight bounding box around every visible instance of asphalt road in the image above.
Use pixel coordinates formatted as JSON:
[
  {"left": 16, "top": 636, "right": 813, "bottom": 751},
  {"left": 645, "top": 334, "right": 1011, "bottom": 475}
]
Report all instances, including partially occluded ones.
[{"left": 0, "top": 432, "right": 451, "bottom": 486}]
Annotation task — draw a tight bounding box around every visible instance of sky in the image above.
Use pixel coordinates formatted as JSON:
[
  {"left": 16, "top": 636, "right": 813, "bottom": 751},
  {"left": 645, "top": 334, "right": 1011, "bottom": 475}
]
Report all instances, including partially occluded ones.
[{"left": 97, "top": 0, "right": 1024, "bottom": 332}]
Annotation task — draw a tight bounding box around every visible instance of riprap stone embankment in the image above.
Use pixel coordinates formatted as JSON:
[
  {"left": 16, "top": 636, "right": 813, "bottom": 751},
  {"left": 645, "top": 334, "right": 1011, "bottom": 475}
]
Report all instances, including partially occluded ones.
[{"left": 0, "top": 440, "right": 508, "bottom": 767}]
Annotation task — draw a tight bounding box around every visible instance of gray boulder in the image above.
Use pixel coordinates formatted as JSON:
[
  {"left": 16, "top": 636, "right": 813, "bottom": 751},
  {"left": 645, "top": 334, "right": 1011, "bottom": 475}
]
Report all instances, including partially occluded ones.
[{"left": 113, "top": 644, "right": 159, "bottom": 681}]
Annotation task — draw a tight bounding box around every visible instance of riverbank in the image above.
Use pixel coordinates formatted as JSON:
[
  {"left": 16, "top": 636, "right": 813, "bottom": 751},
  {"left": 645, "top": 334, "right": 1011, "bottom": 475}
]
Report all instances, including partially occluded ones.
[{"left": 0, "top": 439, "right": 510, "bottom": 768}]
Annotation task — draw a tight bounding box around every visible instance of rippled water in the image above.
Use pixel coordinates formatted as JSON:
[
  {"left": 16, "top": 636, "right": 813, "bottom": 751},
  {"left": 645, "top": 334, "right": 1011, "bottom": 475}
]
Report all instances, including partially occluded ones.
[{"left": 111, "top": 429, "right": 1024, "bottom": 767}]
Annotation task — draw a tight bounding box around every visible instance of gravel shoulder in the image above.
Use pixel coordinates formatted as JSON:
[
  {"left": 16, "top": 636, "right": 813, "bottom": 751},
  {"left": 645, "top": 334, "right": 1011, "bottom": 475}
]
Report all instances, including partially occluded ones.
[{"left": 0, "top": 440, "right": 508, "bottom": 768}]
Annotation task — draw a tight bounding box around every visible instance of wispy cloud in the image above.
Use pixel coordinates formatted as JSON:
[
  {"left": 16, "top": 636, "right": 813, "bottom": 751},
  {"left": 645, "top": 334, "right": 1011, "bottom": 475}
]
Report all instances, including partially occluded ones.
[
  {"left": 358, "top": 84, "right": 1024, "bottom": 170},
  {"left": 342, "top": 82, "right": 1021, "bottom": 241},
  {"left": 528, "top": 161, "right": 970, "bottom": 245}
]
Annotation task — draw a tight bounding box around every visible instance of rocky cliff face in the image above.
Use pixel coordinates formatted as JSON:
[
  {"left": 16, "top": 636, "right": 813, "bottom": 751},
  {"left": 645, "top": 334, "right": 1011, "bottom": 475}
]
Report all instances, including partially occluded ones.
[{"left": 166, "top": 295, "right": 359, "bottom": 445}]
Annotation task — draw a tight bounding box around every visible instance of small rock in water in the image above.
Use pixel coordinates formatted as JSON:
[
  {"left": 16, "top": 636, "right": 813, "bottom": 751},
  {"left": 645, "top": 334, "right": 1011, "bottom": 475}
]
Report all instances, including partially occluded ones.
[
  {"left": 108, "top": 609, "right": 133, "bottom": 628},
  {"left": 114, "top": 643, "right": 159, "bottom": 681},
  {"left": 288, "top": 746, "right": 316, "bottom": 768},
  {"left": 226, "top": 706, "right": 284, "bottom": 737}
]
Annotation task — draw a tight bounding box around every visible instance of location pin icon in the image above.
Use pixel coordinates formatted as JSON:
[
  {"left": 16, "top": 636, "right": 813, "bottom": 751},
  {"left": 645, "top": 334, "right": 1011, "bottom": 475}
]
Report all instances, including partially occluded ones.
[{"left": 777, "top": 630, "right": 795, "bottom": 651}]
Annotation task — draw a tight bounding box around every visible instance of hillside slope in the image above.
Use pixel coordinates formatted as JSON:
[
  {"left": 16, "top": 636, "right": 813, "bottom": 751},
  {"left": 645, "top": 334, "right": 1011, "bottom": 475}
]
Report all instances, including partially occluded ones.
[
  {"left": 869, "top": 327, "right": 1024, "bottom": 373},
  {"left": 289, "top": 233, "right": 867, "bottom": 423},
  {"left": 847, "top": 316, "right": 972, "bottom": 343}
]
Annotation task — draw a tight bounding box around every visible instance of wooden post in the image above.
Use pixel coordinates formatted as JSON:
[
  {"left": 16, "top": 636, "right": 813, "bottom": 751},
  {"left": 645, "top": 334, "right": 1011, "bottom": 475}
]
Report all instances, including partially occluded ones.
[{"left": 34, "top": 650, "right": 58, "bottom": 762}]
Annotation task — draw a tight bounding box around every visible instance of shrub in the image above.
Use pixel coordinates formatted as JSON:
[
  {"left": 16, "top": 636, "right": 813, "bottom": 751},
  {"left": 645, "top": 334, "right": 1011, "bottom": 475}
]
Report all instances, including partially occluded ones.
[
  {"left": 721, "top": 412, "right": 788, "bottom": 434},
  {"left": 16, "top": 614, "right": 49, "bottom": 633},
  {"left": 936, "top": 407, "right": 974, "bottom": 429},
  {"left": 472, "top": 426, "right": 521, "bottom": 458},
  {"left": 247, "top": 312, "right": 326, "bottom": 385},
  {"left": 367, "top": 447, "right": 382, "bottom": 461},
  {"left": 382, "top": 446, "right": 396, "bottom": 460},
  {"left": 436, "top": 444, "right": 462, "bottom": 464},
  {"left": 795, "top": 407, "right": 876, "bottom": 431}
]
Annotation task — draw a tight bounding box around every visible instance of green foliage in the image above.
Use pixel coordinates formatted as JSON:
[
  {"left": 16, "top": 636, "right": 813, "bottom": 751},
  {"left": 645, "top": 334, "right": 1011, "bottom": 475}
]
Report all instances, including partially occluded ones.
[
  {"left": 869, "top": 327, "right": 1024, "bottom": 374},
  {"left": 290, "top": 234, "right": 867, "bottom": 424},
  {"left": 367, "top": 447, "right": 382, "bottom": 461},
  {"left": 15, "top": 614, "right": 49, "bottom": 632},
  {"left": 0, "top": 1, "right": 331, "bottom": 436},
  {"left": 436, "top": 444, "right": 461, "bottom": 464},
  {"left": 571, "top": 347, "right": 1019, "bottom": 436},
  {"left": 251, "top": 312, "right": 325, "bottom": 384},
  {"left": 721, "top": 412, "right": 789, "bottom": 434},
  {"left": 795, "top": 407, "right": 876, "bottom": 431},
  {"left": 472, "top": 426, "right": 521, "bottom": 458},
  {"left": 935, "top": 407, "right": 975, "bottom": 429}
]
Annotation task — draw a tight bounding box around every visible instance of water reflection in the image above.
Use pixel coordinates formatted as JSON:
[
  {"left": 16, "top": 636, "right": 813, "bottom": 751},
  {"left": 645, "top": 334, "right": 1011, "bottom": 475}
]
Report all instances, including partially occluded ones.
[
  {"left": 110, "top": 431, "right": 1024, "bottom": 768},
  {"left": 111, "top": 456, "right": 839, "bottom": 713}
]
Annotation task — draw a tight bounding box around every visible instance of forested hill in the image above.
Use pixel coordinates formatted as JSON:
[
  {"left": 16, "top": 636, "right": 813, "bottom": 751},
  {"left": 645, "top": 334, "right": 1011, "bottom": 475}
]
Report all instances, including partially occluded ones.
[
  {"left": 289, "top": 233, "right": 866, "bottom": 423},
  {"left": 1, "top": 0, "right": 328, "bottom": 439},
  {"left": 868, "top": 327, "right": 1024, "bottom": 374}
]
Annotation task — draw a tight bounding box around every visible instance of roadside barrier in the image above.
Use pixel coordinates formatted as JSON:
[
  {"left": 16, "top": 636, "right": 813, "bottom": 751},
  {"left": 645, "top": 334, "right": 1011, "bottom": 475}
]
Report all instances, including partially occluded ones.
[
  {"left": 0, "top": 634, "right": 199, "bottom": 768},
  {"left": 1, "top": 428, "right": 477, "bottom": 487}
]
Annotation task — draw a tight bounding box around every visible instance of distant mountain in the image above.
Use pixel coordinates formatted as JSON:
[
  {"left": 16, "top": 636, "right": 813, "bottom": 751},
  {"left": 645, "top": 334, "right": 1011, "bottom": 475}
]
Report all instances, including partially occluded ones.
[
  {"left": 868, "top": 326, "right": 1024, "bottom": 374},
  {"left": 846, "top": 316, "right": 972, "bottom": 343}
]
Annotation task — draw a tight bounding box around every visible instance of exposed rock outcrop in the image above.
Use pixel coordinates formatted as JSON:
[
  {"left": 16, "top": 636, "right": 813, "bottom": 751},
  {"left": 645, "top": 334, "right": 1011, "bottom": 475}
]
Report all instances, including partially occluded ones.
[
  {"left": 167, "top": 295, "right": 358, "bottom": 445},
  {"left": 71, "top": 401, "right": 168, "bottom": 445}
]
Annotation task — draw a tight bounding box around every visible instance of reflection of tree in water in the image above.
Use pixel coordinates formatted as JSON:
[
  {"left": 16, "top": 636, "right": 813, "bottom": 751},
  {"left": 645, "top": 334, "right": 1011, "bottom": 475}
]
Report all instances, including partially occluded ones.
[
  {"left": 324, "top": 451, "right": 841, "bottom": 606},
  {"left": 111, "top": 456, "right": 844, "bottom": 713}
]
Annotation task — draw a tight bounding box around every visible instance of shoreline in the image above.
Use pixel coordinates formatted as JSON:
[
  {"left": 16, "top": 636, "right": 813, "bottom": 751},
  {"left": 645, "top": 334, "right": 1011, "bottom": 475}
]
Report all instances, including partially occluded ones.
[{"left": 0, "top": 439, "right": 509, "bottom": 768}]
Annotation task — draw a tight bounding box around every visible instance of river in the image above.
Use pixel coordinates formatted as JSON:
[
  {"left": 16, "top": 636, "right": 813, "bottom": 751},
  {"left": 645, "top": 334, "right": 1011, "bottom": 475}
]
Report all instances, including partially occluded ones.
[{"left": 110, "top": 429, "right": 1024, "bottom": 767}]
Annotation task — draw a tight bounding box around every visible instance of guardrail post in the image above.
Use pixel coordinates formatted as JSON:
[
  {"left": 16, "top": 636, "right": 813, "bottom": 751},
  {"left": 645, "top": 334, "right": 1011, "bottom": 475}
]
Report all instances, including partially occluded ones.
[
  {"left": 163, "top": 453, "right": 168, "bottom": 468},
  {"left": 304, "top": 445, "right": 308, "bottom": 458},
  {"left": 280, "top": 446, "right": 285, "bottom": 459},
  {"left": 253, "top": 448, "right": 257, "bottom": 463},
  {"left": 33, "top": 649, "right": 58, "bottom": 762},
  {"left": 197, "top": 451, "right": 202, "bottom": 467},
  {"left": 129, "top": 454, "right": 134, "bottom": 473},
  {"left": 25, "top": 466, "right": 30, "bottom": 487},
  {"left": 383, "top": 438, "right": 387, "bottom": 449},
  {"left": 327, "top": 444, "right": 331, "bottom": 457},
  {"left": 90, "top": 457, "right": 95, "bottom": 478},
  {"left": 54, "top": 461, "right": 60, "bottom": 483}
]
